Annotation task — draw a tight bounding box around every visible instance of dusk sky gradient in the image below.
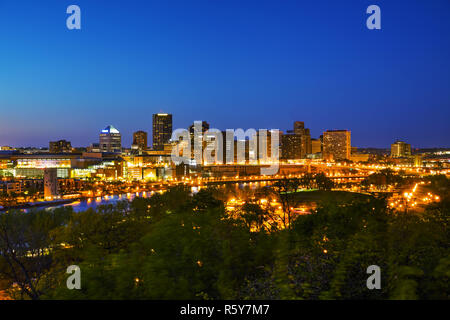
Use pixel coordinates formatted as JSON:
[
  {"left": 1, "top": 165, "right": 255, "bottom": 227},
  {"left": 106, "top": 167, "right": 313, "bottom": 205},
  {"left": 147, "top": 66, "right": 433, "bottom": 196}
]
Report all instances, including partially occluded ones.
[{"left": 0, "top": 0, "right": 449, "bottom": 148}]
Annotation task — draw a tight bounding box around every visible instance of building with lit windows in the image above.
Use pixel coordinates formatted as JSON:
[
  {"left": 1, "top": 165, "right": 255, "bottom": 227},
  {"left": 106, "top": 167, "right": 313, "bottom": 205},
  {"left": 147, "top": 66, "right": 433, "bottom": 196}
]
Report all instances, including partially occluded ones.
[
  {"left": 152, "top": 114, "right": 172, "bottom": 151},
  {"left": 132, "top": 131, "right": 148, "bottom": 151},
  {"left": 323, "top": 130, "right": 351, "bottom": 161},
  {"left": 281, "top": 134, "right": 302, "bottom": 160},
  {"left": 391, "top": 140, "right": 411, "bottom": 158},
  {"left": 311, "top": 138, "right": 322, "bottom": 154},
  {"left": 100, "top": 125, "right": 122, "bottom": 153},
  {"left": 49, "top": 140, "right": 72, "bottom": 153}
]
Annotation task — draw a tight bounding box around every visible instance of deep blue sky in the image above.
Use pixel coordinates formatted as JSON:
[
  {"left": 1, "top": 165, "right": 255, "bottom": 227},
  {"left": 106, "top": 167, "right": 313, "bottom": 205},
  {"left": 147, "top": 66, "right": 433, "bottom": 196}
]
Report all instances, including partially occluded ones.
[{"left": 0, "top": 0, "right": 449, "bottom": 148}]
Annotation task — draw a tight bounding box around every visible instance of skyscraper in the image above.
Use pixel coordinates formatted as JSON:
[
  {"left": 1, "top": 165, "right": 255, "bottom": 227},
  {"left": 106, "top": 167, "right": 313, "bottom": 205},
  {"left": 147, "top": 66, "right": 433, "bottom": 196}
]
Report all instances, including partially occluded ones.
[
  {"left": 188, "top": 121, "right": 210, "bottom": 163},
  {"left": 294, "top": 121, "right": 305, "bottom": 135},
  {"left": 99, "top": 125, "right": 122, "bottom": 153},
  {"left": 391, "top": 141, "right": 411, "bottom": 158},
  {"left": 152, "top": 114, "right": 173, "bottom": 151},
  {"left": 281, "top": 121, "right": 311, "bottom": 159},
  {"left": 323, "top": 130, "right": 351, "bottom": 161},
  {"left": 132, "top": 131, "right": 148, "bottom": 151},
  {"left": 311, "top": 138, "right": 322, "bottom": 154},
  {"left": 281, "top": 134, "right": 302, "bottom": 160}
]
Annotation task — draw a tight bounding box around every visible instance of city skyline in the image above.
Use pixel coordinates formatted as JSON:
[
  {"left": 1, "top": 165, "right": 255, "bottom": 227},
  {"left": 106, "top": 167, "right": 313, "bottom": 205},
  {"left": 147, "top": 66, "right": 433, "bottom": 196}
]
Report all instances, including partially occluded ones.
[
  {"left": 1, "top": 0, "right": 449, "bottom": 148},
  {"left": 0, "top": 118, "right": 441, "bottom": 151}
]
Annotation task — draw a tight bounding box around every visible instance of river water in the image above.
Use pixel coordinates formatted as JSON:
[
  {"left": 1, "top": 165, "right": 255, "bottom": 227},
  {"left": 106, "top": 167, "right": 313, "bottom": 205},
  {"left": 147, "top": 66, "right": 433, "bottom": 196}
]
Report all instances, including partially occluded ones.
[
  {"left": 28, "top": 192, "right": 154, "bottom": 213},
  {"left": 26, "top": 182, "right": 267, "bottom": 213}
]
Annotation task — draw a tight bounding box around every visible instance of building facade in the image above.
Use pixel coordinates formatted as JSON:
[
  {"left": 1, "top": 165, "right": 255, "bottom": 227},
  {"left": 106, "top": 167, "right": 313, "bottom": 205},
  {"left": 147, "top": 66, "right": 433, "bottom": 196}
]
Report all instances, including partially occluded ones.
[
  {"left": 281, "top": 134, "right": 302, "bottom": 160},
  {"left": 100, "top": 125, "right": 122, "bottom": 153},
  {"left": 323, "top": 130, "right": 351, "bottom": 161},
  {"left": 132, "top": 131, "right": 148, "bottom": 151},
  {"left": 391, "top": 141, "right": 411, "bottom": 158},
  {"left": 44, "top": 168, "right": 58, "bottom": 199},
  {"left": 152, "top": 114, "right": 173, "bottom": 151},
  {"left": 49, "top": 140, "right": 72, "bottom": 153},
  {"left": 311, "top": 138, "right": 322, "bottom": 154}
]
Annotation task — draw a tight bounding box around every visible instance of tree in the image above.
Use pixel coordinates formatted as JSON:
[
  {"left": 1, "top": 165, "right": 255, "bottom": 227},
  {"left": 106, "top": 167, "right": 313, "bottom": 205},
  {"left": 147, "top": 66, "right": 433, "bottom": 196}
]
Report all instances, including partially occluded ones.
[
  {"left": 272, "top": 179, "right": 301, "bottom": 230},
  {"left": 0, "top": 208, "right": 71, "bottom": 299},
  {"left": 314, "top": 173, "right": 334, "bottom": 191}
]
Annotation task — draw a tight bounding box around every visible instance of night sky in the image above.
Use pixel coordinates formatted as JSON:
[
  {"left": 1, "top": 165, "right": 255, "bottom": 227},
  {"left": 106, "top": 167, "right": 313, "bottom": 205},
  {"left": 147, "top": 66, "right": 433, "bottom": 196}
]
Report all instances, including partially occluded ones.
[{"left": 0, "top": 0, "right": 449, "bottom": 148}]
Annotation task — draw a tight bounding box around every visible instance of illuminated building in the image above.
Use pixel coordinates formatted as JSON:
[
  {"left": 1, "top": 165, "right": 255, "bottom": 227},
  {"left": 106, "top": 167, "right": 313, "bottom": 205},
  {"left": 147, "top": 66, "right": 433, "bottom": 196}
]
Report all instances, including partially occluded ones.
[
  {"left": 281, "top": 134, "right": 302, "bottom": 160},
  {"left": 391, "top": 141, "right": 411, "bottom": 158},
  {"left": 256, "top": 130, "right": 280, "bottom": 164},
  {"left": 189, "top": 121, "right": 210, "bottom": 163},
  {"left": 414, "top": 155, "right": 423, "bottom": 167},
  {"left": 350, "top": 153, "right": 370, "bottom": 162},
  {"left": 49, "top": 140, "right": 72, "bottom": 153},
  {"left": 100, "top": 125, "right": 122, "bottom": 153},
  {"left": 281, "top": 122, "right": 312, "bottom": 159},
  {"left": 88, "top": 143, "right": 101, "bottom": 153},
  {"left": 44, "top": 168, "right": 58, "bottom": 199},
  {"left": 132, "top": 131, "right": 148, "bottom": 151},
  {"left": 323, "top": 130, "right": 351, "bottom": 161},
  {"left": 311, "top": 138, "right": 322, "bottom": 154},
  {"left": 294, "top": 121, "right": 305, "bottom": 135},
  {"left": 153, "top": 114, "right": 173, "bottom": 151}
]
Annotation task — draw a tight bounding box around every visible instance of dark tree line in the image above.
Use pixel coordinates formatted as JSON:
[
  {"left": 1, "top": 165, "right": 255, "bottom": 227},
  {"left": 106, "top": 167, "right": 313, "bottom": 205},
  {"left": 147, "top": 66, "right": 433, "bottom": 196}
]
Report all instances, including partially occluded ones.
[{"left": 0, "top": 179, "right": 448, "bottom": 300}]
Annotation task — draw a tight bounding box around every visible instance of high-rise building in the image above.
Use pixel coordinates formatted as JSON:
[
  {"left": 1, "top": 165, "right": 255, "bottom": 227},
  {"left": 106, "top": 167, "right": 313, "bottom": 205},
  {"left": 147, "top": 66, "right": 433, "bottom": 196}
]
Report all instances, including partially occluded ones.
[
  {"left": 256, "top": 129, "right": 280, "bottom": 163},
  {"left": 323, "top": 130, "right": 351, "bottom": 161},
  {"left": 132, "top": 131, "right": 148, "bottom": 151},
  {"left": 281, "top": 134, "right": 302, "bottom": 160},
  {"left": 294, "top": 121, "right": 305, "bottom": 135},
  {"left": 100, "top": 125, "right": 122, "bottom": 153},
  {"left": 281, "top": 122, "right": 311, "bottom": 159},
  {"left": 152, "top": 114, "right": 173, "bottom": 150},
  {"left": 188, "top": 121, "right": 210, "bottom": 163},
  {"left": 44, "top": 168, "right": 58, "bottom": 199},
  {"left": 311, "top": 138, "right": 322, "bottom": 154},
  {"left": 301, "top": 128, "right": 312, "bottom": 155},
  {"left": 391, "top": 141, "right": 411, "bottom": 158},
  {"left": 49, "top": 140, "right": 72, "bottom": 153}
]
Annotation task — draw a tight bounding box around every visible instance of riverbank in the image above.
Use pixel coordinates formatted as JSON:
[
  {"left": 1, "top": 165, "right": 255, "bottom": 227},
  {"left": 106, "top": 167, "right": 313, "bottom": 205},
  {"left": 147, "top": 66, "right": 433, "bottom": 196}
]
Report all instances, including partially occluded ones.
[{"left": 0, "top": 199, "right": 76, "bottom": 212}]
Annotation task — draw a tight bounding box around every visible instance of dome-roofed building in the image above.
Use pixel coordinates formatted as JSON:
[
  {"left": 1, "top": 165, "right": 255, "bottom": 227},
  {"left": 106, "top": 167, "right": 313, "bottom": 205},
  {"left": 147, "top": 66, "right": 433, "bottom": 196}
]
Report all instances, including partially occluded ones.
[{"left": 100, "top": 125, "right": 122, "bottom": 153}]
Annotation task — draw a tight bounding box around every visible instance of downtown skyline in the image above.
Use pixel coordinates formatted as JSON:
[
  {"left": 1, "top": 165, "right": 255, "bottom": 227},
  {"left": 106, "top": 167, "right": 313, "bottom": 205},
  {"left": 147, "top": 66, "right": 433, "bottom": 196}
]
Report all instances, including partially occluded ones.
[{"left": 1, "top": 0, "right": 450, "bottom": 148}]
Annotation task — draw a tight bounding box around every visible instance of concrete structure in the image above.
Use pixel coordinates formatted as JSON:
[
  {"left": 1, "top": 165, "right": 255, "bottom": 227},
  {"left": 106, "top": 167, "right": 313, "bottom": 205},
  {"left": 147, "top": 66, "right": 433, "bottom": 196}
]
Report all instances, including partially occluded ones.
[{"left": 44, "top": 168, "right": 58, "bottom": 199}]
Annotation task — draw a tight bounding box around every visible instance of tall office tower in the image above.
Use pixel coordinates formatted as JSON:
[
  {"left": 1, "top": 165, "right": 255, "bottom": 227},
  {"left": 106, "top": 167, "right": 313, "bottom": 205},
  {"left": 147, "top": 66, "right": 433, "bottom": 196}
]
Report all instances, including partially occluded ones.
[
  {"left": 311, "top": 138, "right": 322, "bottom": 154},
  {"left": 282, "top": 121, "right": 312, "bottom": 159},
  {"left": 301, "top": 128, "right": 312, "bottom": 155},
  {"left": 322, "top": 130, "right": 351, "bottom": 161},
  {"left": 281, "top": 133, "right": 302, "bottom": 160},
  {"left": 294, "top": 121, "right": 305, "bottom": 135},
  {"left": 44, "top": 168, "right": 58, "bottom": 199},
  {"left": 222, "top": 130, "right": 235, "bottom": 164},
  {"left": 391, "top": 140, "right": 411, "bottom": 158},
  {"left": 100, "top": 125, "right": 122, "bottom": 153},
  {"left": 152, "top": 113, "right": 173, "bottom": 151},
  {"left": 188, "top": 121, "right": 210, "bottom": 163},
  {"left": 132, "top": 131, "right": 148, "bottom": 150},
  {"left": 49, "top": 140, "right": 72, "bottom": 153},
  {"left": 256, "top": 129, "right": 280, "bottom": 163}
]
